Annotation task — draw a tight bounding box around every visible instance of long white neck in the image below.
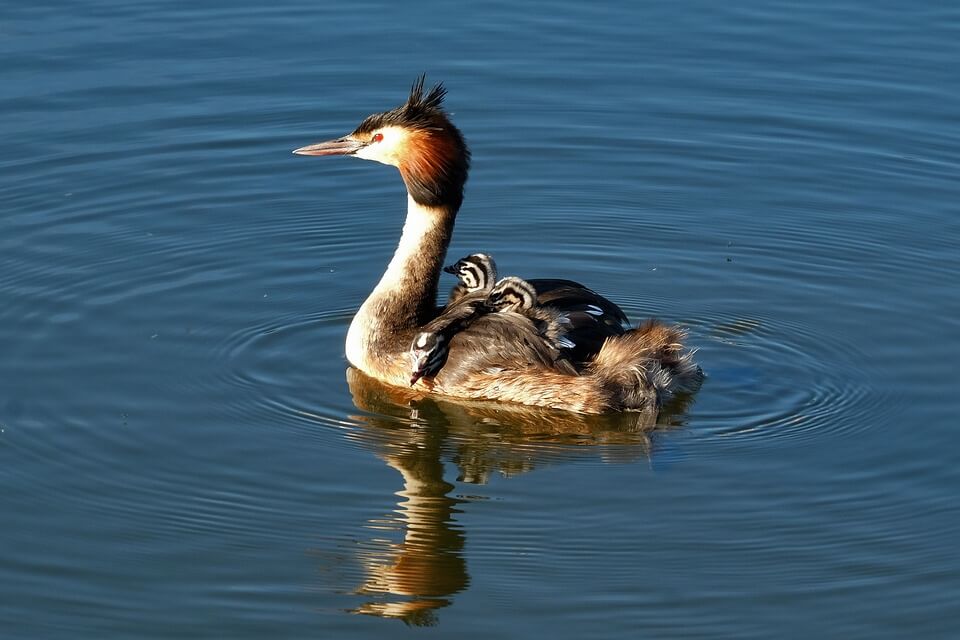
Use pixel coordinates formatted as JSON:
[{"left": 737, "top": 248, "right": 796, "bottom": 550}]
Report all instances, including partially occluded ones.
[{"left": 346, "top": 194, "right": 456, "bottom": 372}]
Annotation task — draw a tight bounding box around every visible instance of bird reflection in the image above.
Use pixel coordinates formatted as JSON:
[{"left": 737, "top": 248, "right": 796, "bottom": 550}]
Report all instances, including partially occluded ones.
[{"left": 341, "top": 367, "right": 696, "bottom": 625}]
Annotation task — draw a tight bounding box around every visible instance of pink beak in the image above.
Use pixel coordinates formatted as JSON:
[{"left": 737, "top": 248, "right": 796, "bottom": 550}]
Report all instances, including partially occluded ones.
[{"left": 293, "top": 136, "right": 364, "bottom": 156}]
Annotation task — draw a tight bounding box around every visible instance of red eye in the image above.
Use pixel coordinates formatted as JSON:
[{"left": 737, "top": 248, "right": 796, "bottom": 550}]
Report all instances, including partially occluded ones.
[{"left": 372, "top": 133, "right": 383, "bottom": 143}]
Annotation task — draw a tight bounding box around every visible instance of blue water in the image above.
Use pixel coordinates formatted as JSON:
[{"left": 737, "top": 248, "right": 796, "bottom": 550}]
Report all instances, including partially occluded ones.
[{"left": 2, "top": 1, "right": 959, "bottom": 637}]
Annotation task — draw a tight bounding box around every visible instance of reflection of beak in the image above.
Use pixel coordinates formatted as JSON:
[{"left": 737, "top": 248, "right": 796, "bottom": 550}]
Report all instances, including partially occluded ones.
[{"left": 293, "top": 135, "right": 365, "bottom": 156}]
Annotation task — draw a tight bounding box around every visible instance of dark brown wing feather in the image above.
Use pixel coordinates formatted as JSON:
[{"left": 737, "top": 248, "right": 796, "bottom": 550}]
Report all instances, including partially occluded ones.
[
  {"left": 527, "top": 278, "right": 629, "bottom": 361},
  {"left": 445, "top": 282, "right": 472, "bottom": 306},
  {"left": 424, "top": 290, "right": 488, "bottom": 335},
  {"left": 432, "top": 312, "right": 577, "bottom": 389},
  {"left": 529, "top": 279, "right": 630, "bottom": 326},
  {"left": 432, "top": 277, "right": 634, "bottom": 378}
]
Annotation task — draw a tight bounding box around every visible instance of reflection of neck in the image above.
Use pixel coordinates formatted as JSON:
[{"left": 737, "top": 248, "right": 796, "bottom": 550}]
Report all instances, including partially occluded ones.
[
  {"left": 396, "top": 465, "right": 457, "bottom": 539},
  {"left": 345, "top": 194, "right": 457, "bottom": 372},
  {"left": 353, "top": 432, "right": 467, "bottom": 622},
  {"left": 372, "top": 449, "right": 465, "bottom": 597}
]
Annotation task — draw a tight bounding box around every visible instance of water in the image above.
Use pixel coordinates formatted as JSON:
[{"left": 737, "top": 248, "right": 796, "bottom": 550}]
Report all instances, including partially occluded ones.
[{"left": 2, "top": 1, "right": 958, "bottom": 637}]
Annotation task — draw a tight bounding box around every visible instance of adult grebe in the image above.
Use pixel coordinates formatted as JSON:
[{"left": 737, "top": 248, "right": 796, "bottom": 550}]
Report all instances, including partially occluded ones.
[{"left": 294, "top": 76, "right": 700, "bottom": 413}]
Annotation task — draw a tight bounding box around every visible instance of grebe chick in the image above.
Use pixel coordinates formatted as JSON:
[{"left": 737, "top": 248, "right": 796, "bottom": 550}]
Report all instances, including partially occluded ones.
[
  {"left": 293, "top": 75, "right": 701, "bottom": 413},
  {"left": 443, "top": 253, "right": 497, "bottom": 304},
  {"left": 486, "top": 276, "right": 575, "bottom": 351},
  {"left": 409, "top": 331, "right": 448, "bottom": 386},
  {"left": 409, "top": 292, "right": 489, "bottom": 385}
]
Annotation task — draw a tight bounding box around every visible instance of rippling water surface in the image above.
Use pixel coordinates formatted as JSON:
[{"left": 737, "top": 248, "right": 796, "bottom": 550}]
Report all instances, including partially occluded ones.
[{"left": 3, "top": 1, "right": 958, "bottom": 637}]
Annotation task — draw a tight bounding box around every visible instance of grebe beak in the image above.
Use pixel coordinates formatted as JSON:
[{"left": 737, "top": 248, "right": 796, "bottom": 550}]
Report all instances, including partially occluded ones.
[
  {"left": 410, "top": 371, "right": 424, "bottom": 386},
  {"left": 293, "top": 135, "right": 365, "bottom": 156},
  {"left": 442, "top": 264, "right": 458, "bottom": 274}
]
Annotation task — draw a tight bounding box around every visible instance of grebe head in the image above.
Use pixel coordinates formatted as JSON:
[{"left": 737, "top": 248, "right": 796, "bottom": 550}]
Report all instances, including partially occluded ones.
[
  {"left": 443, "top": 253, "right": 497, "bottom": 292},
  {"left": 486, "top": 276, "right": 538, "bottom": 313},
  {"left": 409, "top": 331, "right": 448, "bottom": 386},
  {"left": 293, "top": 75, "right": 471, "bottom": 210}
]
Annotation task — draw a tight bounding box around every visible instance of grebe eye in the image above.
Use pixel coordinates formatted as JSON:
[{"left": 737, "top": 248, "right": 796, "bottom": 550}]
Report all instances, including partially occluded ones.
[{"left": 371, "top": 133, "right": 384, "bottom": 143}]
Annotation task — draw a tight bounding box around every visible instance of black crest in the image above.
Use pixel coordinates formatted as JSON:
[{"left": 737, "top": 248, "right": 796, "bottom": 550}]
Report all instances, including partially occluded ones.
[
  {"left": 403, "top": 74, "right": 448, "bottom": 123},
  {"left": 354, "top": 74, "right": 452, "bottom": 134}
]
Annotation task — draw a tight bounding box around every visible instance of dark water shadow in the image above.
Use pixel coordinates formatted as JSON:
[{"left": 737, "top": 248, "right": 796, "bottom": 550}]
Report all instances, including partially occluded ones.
[{"left": 337, "top": 368, "right": 698, "bottom": 625}]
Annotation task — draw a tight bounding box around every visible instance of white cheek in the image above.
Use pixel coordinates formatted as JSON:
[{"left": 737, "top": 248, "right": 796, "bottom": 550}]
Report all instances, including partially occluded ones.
[
  {"left": 355, "top": 144, "right": 389, "bottom": 164},
  {"left": 354, "top": 128, "right": 405, "bottom": 166}
]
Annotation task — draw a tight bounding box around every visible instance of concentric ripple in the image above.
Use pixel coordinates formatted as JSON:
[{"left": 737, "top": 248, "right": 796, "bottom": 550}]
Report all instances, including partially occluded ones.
[
  {"left": 680, "top": 307, "right": 892, "bottom": 445},
  {"left": 209, "top": 279, "right": 889, "bottom": 470},
  {"left": 210, "top": 305, "right": 359, "bottom": 434}
]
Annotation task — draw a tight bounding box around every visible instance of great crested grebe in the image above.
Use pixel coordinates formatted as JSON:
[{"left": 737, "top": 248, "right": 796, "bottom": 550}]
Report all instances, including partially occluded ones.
[
  {"left": 443, "top": 253, "right": 496, "bottom": 304},
  {"left": 484, "top": 276, "right": 575, "bottom": 351},
  {"left": 408, "top": 289, "right": 490, "bottom": 386},
  {"left": 294, "top": 75, "right": 701, "bottom": 413},
  {"left": 409, "top": 331, "right": 448, "bottom": 387}
]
